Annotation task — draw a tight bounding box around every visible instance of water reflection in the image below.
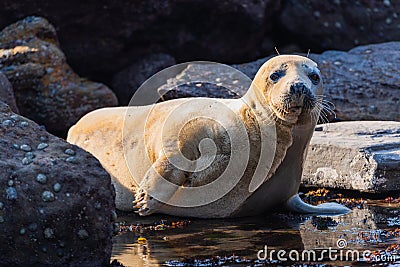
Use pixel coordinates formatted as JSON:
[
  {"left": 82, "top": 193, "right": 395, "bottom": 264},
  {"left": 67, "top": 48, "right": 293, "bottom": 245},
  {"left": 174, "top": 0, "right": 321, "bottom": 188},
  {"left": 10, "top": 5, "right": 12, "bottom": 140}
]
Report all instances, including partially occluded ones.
[{"left": 112, "top": 201, "right": 400, "bottom": 266}]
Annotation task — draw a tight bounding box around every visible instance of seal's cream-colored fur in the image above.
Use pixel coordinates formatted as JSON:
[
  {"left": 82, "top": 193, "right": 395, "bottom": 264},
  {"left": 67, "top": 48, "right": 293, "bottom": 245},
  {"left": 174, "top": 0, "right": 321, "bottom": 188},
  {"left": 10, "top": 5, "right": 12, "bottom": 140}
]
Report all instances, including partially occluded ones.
[{"left": 67, "top": 55, "right": 350, "bottom": 218}]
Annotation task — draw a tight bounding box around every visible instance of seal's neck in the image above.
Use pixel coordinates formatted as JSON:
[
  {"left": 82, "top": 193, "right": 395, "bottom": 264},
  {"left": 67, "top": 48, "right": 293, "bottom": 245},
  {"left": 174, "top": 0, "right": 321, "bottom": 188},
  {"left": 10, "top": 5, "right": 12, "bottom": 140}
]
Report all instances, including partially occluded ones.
[{"left": 241, "top": 84, "right": 294, "bottom": 129}]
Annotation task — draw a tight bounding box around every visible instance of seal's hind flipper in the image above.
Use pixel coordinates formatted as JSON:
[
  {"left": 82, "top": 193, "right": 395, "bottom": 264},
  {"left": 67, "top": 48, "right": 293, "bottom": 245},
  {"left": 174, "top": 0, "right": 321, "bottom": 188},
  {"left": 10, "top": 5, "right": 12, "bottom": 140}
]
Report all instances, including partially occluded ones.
[{"left": 285, "top": 194, "right": 351, "bottom": 216}]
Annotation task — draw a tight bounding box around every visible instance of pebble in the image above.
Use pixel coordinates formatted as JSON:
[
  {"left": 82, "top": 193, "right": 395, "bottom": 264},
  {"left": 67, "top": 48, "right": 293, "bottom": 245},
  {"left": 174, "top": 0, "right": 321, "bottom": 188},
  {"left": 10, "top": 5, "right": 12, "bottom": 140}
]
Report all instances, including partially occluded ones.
[
  {"left": 66, "top": 156, "right": 78, "bottom": 163},
  {"left": 22, "top": 157, "right": 33, "bottom": 165},
  {"left": 19, "top": 121, "right": 29, "bottom": 127},
  {"left": 36, "top": 174, "right": 47, "bottom": 184},
  {"left": 12, "top": 144, "right": 19, "bottom": 149},
  {"left": 19, "top": 228, "right": 26, "bottom": 235},
  {"left": 368, "top": 105, "right": 378, "bottom": 114},
  {"left": 42, "top": 191, "right": 55, "bottom": 202},
  {"left": 53, "top": 183, "right": 62, "bottom": 192},
  {"left": 6, "top": 187, "right": 17, "bottom": 200},
  {"left": 7, "top": 180, "right": 13, "bottom": 186},
  {"left": 44, "top": 228, "right": 55, "bottom": 239},
  {"left": 25, "top": 152, "right": 35, "bottom": 159},
  {"left": 20, "top": 144, "right": 32, "bottom": 152},
  {"left": 2, "top": 120, "right": 14, "bottom": 126},
  {"left": 77, "top": 229, "right": 89, "bottom": 240},
  {"left": 94, "top": 202, "right": 102, "bottom": 210},
  {"left": 28, "top": 223, "right": 38, "bottom": 232},
  {"left": 0, "top": 202, "right": 3, "bottom": 209},
  {"left": 64, "top": 148, "right": 76, "bottom": 155},
  {"left": 37, "top": 143, "right": 48, "bottom": 150},
  {"left": 40, "top": 136, "right": 47, "bottom": 142},
  {"left": 10, "top": 115, "right": 19, "bottom": 120},
  {"left": 58, "top": 241, "right": 65, "bottom": 248}
]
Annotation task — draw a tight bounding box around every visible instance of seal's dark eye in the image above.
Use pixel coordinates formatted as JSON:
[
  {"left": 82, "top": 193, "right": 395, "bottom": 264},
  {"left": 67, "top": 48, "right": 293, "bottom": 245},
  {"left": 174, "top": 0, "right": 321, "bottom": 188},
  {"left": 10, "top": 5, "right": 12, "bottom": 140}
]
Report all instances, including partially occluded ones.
[
  {"left": 309, "top": 73, "right": 320, "bottom": 85},
  {"left": 270, "top": 73, "right": 280, "bottom": 82}
]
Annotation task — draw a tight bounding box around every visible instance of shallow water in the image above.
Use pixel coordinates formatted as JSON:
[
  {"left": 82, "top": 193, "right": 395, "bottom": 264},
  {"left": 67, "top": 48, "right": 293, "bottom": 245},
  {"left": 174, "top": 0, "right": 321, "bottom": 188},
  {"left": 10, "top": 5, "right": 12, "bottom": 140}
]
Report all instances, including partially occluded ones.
[{"left": 111, "top": 198, "right": 400, "bottom": 266}]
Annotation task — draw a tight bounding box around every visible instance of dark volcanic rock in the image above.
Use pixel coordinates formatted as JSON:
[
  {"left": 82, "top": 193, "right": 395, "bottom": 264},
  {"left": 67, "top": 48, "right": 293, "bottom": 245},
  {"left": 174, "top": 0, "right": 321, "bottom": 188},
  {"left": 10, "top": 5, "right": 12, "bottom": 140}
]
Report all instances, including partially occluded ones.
[
  {"left": 0, "top": 101, "right": 116, "bottom": 266},
  {"left": 1, "top": 1, "right": 400, "bottom": 84},
  {"left": 0, "top": 71, "right": 19, "bottom": 113},
  {"left": 112, "top": 53, "right": 176, "bottom": 105},
  {"left": 279, "top": 0, "right": 400, "bottom": 51},
  {"left": 0, "top": 0, "right": 280, "bottom": 81},
  {"left": 0, "top": 16, "right": 118, "bottom": 136}
]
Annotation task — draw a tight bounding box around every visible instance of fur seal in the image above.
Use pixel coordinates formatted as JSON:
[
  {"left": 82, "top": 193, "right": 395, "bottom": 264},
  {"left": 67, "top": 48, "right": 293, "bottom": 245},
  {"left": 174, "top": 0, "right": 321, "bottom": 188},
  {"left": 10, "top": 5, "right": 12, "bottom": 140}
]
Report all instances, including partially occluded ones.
[{"left": 67, "top": 55, "right": 350, "bottom": 218}]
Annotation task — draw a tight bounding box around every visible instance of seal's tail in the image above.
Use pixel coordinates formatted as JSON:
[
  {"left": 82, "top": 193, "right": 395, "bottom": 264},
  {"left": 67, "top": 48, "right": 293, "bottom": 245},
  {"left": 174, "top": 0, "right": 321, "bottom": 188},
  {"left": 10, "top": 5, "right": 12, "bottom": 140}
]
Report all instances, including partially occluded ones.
[{"left": 285, "top": 194, "right": 351, "bottom": 216}]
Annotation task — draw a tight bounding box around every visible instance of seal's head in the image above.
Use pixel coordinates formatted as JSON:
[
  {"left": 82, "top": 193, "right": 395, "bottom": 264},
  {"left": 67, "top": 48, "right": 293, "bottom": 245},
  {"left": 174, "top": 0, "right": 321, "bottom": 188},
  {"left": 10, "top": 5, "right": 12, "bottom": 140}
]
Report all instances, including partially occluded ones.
[{"left": 253, "top": 55, "right": 323, "bottom": 125}]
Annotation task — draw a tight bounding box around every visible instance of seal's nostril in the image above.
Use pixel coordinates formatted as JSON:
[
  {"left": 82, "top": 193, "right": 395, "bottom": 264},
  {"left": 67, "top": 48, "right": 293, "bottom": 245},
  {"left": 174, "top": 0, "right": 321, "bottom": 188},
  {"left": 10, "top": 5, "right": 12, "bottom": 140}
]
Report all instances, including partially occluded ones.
[{"left": 290, "top": 83, "right": 307, "bottom": 94}]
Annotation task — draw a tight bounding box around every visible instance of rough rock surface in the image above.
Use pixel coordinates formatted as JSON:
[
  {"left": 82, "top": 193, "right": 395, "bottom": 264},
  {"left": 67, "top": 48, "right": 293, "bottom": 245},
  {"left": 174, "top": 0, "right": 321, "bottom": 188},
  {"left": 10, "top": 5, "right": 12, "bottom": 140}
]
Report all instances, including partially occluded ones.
[
  {"left": 308, "top": 42, "right": 400, "bottom": 122},
  {"left": 302, "top": 121, "right": 400, "bottom": 193},
  {"left": 158, "top": 42, "right": 400, "bottom": 122},
  {"left": 280, "top": 0, "right": 400, "bottom": 51},
  {"left": 158, "top": 62, "right": 248, "bottom": 102},
  {"left": 0, "top": 71, "right": 19, "bottom": 113},
  {"left": 112, "top": 53, "right": 176, "bottom": 105},
  {"left": 0, "top": 16, "right": 118, "bottom": 136},
  {"left": 0, "top": 101, "right": 116, "bottom": 266},
  {"left": 1, "top": 1, "right": 399, "bottom": 84},
  {"left": 0, "top": 0, "right": 280, "bottom": 81}
]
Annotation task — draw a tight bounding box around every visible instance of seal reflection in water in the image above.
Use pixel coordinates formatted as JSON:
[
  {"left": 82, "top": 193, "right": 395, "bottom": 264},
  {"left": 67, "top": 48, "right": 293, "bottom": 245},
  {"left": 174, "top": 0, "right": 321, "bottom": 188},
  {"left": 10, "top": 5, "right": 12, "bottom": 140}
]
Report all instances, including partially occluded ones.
[{"left": 67, "top": 55, "right": 350, "bottom": 218}]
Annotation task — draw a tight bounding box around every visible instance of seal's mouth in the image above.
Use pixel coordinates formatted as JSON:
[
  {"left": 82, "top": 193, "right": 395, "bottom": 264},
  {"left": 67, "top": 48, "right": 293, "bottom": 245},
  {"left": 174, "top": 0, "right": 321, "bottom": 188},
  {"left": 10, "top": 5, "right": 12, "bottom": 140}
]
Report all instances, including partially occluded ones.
[{"left": 271, "top": 93, "right": 317, "bottom": 123}]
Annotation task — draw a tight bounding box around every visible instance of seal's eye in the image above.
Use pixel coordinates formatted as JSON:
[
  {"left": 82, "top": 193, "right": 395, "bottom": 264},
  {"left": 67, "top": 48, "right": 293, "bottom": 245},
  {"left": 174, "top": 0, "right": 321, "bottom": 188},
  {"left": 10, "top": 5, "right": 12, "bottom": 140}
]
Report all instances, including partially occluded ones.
[
  {"left": 309, "top": 73, "right": 320, "bottom": 85},
  {"left": 269, "top": 72, "right": 280, "bottom": 82}
]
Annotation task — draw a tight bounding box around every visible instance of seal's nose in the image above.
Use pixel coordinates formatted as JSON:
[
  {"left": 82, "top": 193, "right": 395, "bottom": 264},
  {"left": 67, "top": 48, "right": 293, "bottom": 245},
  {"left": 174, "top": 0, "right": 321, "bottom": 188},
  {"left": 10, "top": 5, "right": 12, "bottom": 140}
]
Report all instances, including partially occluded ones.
[{"left": 290, "top": 82, "right": 307, "bottom": 94}]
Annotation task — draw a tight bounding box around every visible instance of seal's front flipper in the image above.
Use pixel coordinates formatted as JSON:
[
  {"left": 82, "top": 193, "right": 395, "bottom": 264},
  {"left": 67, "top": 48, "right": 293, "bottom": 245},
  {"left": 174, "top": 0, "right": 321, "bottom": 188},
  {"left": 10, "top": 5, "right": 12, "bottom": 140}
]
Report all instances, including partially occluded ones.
[
  {"left": 134, "top": 155, "right": 186, "bottom": 216},
  {"left": 285, "top": 194, "right": 351, "bottom": 216}
]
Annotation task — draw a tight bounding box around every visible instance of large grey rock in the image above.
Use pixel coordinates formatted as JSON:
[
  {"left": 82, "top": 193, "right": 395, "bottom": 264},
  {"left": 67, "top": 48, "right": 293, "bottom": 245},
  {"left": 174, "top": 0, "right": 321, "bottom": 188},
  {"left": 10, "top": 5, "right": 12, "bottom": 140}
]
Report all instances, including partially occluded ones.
[
  {"left": 0, "top": 16, "right": 118, "bottom": 136},
  {"left": 302, "top": 121, "right": 400, "bottom": 193},
  {"left": 308, "top": 42, "right": 400, "bottom": 122},
  {"left": 0, "top": 101, "right": 116, "bottom": 266}
]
